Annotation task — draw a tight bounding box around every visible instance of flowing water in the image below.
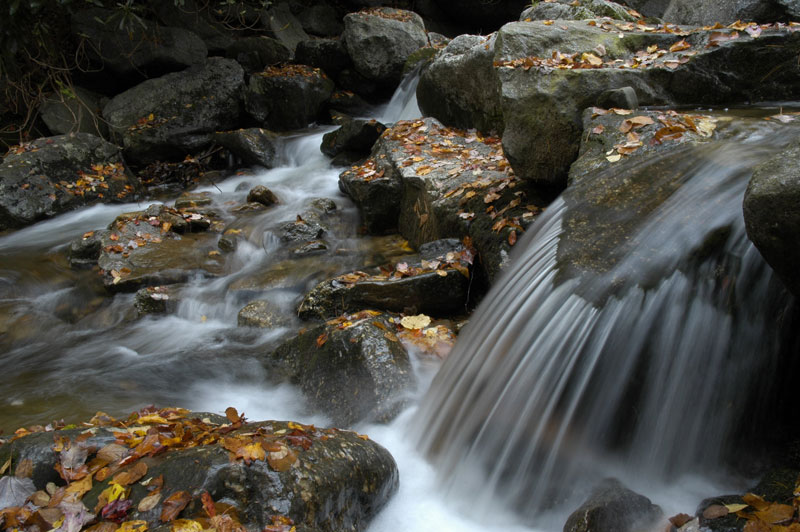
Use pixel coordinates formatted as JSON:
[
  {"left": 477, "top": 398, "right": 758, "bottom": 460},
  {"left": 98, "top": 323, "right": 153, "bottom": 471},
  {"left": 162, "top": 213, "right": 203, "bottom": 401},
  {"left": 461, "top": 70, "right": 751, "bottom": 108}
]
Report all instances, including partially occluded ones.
[{"left": 1, "top": 69, "right": 797, "bottom": 532}]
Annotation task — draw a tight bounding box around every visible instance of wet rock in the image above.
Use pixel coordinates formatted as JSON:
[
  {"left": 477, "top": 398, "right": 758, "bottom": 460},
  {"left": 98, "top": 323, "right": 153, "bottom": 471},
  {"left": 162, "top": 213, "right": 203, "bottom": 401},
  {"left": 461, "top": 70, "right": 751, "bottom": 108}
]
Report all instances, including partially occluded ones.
[
  {"left": 262, "top": 2, "right": 310, "bottom": 53},
  {"left": 563, "top": 478, "right": 663, "bottom": 532},
  {"left": 662, "top": 0, "right": 788, "bottom": 25},
  {"left": 597, "top": 87, "right": 639, "bottom": 110},
  {"left": 87, "top": 204, "right": 224, "bottom": 292},
  {"left": 0, "top": 412, "right": 398, "bottom": 532},
  {"left": 68, "top": 230, "right": 105, "bottom": 268},
  {"left": 342, "top": 8, "right": 428, "bottom": 89},
  {"left": 328, "top": 90, "right": 370, "bottom": 115},
  {"left": 238, "top": 299, "right": 291, "bottom": 328},
  {"left": 295, "top": 38, "right": 351, "bottom": 77},
  {"left": 39, "top": 87, "right": 108, "bottom": 138},
  {"left": 103, "top": 57, "right": 244, "bottom": 165},
  {"left": 419, "top": 20, "right": 800, "bottom": 186},
  {"left": 272, "top": 311, "right": 415, "bottom": 425},
  {"left": 232, "top": 202, "right": 268, "bottom": 214},
  {"left": 245, "top": 65, "right": 335, "bottom": 131},
  {"left": 336, "top": 67, "right": 383, "bottom": 101},
  {"left": 320, "top": 118, "right": 386, "bottom": 163},
  {"left": 298, "top": 239, "right": 472, "bottom": 320},
  {"left": 217, "top": 232, "right": 240, "bottom": 253},
  {"left": 134, "top": 285, "right": 179, "bottom": 316},
  {"left": 339, "top": 118, "right": 546, "bottom": 281},
  {"left": 153, "top": 0, "right": 234, "bottom": 53},
  {"left": 174, "top": 191, "right": 213, "bottom": 210},
  {"left": 520, "top": 0, "right": 636, "bottom": 22},
  {"left": 276, "top": 216, "right": 326, "bottom": 244},
  {"left": 292, "top": 239, "right": 329, "bottom": 256},
  {"left": 743, "top": 137, "right": 800, "bottom": 298},
  {"left": 224, "top": 36, "right": 291, "bottom": 74},
  {"left": 214, "top": 128, "right": 280, "bottom": 169},
  {"left": 0, "top": 133, "right": 139, "bottom": 231},
  {"left": 297, "top": 2, "right": 344, "bottom": 36},
  {"left": 71, "top": 8, "right": 207, "bottom": 81},
  {"left": 247, "top": 185, "right": 279, "bottom": 206}
]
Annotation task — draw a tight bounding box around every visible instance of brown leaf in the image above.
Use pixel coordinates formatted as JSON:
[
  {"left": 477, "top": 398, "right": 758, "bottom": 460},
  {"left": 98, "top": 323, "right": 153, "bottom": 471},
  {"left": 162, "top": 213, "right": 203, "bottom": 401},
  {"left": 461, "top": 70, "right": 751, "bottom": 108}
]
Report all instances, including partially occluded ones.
[
  {"left": 97, "top": 444, "right": 130, "bottom": 464},
  {"left": 225, "top": 407, "right": 242, "bottom": 424},
  {"left": 113, "top": 462, "right": 148, "bottom": 487},
  {"left": 742, "top": 493, "right": 770, "bottom": 511},
  {"left": 591, "top": 125, "right": 605, "bottom": 135},
  {"left": 508, "top": 230, "right": 517, "bottom": 246},
  {"left": 201, "top": 492, "right": 216, "bottom": 518},
  {"left": 15, "top": 459, "right": 33, "bottom": 478},
  {"left": 137, "top": 492, "right": 162, "bottom": 512},
  {"left": 316, "top": 332, "right": 328, "bottom": 348},
  {"left": 754, "top": 503, "right": 794, "bottom": 524},
  {"left": 160, "top": 491, "right": 192, "bottom": 523},
  {"left": 702, "top": 504, "right": 729, "bottom": 519},
  {"left": 668, "top": 513, "right": 693, "bottom": 527},
  {"left": 267, "top": 446, "right": 297, "bottom": 472},
  {"left": 669, "top": 39, "right": 691, "bottom": 52}
]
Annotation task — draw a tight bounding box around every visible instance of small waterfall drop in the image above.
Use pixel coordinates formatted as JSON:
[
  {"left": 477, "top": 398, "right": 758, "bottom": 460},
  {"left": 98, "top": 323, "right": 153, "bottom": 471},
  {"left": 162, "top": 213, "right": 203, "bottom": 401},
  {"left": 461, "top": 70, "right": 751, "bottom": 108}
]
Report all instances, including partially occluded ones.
[
  {"left": 378, "top": 65, "right": 423, "bottom": 124},
  {"left": 415, "top": 125, "right": 798, "bottom": 526}
]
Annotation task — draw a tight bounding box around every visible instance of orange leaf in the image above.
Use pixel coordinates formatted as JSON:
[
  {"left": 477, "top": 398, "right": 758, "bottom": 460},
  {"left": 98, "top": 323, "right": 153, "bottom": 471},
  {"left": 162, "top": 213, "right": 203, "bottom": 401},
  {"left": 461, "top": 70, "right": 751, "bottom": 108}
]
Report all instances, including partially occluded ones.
[
  {"left": 160, "top": 491, "right": 192, "bottom": 523},
  {"left": 669, "top": 39, "right": 691, "bottom": 52},
  {"left": 754, "top": 503, "right": 794, "bottom": 525},
  {"left": 508, "top": 230, "right": 517, "bottom": 246},
  {"left": 316, "top": 332, "right": 328, "bottom": 348},
  {"left": 113, "top": 461, "right": 148, "bottom": 486},
  {"left": 201, "top": 492, "right": 216, "bottom": 518}
]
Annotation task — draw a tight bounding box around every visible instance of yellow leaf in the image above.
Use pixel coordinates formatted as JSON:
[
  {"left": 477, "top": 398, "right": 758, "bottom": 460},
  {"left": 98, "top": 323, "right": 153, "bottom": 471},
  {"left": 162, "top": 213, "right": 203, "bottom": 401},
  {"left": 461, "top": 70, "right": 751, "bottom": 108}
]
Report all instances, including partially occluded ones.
[
  {"left": 136, "top": 414, "right": 169, "bottom": 424},
  {"left": 725, "top": 503, "right": 749, "bottom": 513},
  {"left": 170, "top": 520, "right": 204, "bottom": 532},
  {"left": 416, "top": 166, "right": 433, "bottom": 176},
  {"left": 118, "top": 521, "right": 148, "bottom": 532},
  {"left": 606, "top": 154, "right": 622, "bottom": 162},
  {"left": 100, "top": 482, "right": 128, "bottom": 504},
  {"left": 65, "top": 475, "right": 93, "bottom": 499},
  {"left": 400, "top": 314, "right": 432, "bottom": 330},
  {"left": 581, "top": 52, "right": 603, "bottom": 66}
]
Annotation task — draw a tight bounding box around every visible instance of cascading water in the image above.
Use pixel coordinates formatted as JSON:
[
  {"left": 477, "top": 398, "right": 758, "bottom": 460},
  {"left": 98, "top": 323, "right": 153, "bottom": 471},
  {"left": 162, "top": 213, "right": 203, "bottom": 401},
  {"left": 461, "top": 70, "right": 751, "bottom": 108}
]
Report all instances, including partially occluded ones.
[{"left": 414, "top": 121, "right": 798, "bottom": 528}]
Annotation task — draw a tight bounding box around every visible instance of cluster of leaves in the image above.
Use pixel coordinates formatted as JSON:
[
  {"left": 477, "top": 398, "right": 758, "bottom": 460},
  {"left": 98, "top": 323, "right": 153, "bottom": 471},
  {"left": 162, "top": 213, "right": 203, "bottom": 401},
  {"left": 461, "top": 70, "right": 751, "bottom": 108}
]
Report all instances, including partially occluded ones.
[
  {"left": 0, "top": 406, "right": 345, "bottom": 532},
  {"left": 258, "top": 64, "right": 327, "bottom": 80},
  {"left": 52, "top": 163, "right": 128, "bottom": 199},
  {"left": 357, "top": 7, "right": 415, "bottom": 23},
  {"left": 589, "top": 108, "right": 717, "bottom": 163},
  {"left": 670, "top": 482, "right": 800, "bottom": 532},
  {"left": 138, "top": 157, "right": 206, "bottom": 189},
  {"left": 128, "top": 114, "right": 172, "bottom": 134}
]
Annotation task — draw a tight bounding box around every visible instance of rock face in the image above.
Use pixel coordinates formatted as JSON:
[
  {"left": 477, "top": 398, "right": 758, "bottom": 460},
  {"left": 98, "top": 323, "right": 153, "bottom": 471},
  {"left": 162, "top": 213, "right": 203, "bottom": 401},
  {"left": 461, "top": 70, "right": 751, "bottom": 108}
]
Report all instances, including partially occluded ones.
[
  {"left": 0, "top": 133, "right": 139, "bottom": 230},
  {"left": 343, "top": 8, "right": 428, "bottom": 88},
  {"left": 245, "top": 65, "right": 335, "bottom": 131},
  {"left": 213, "top": 128, "right": 280, "bottom": 169},
  {"left": 71, "top": 8, "right": 207, "bottom": 80},
  {"left": 563, "top": 478, "right": 663, "bottom": 532},
  {"left": 103, "top": 57, "right": 244, "bottom": 165},
  {"left": 225, "top": 36, "right": 291, "bottom": 73},
  {"left": 743, "top": 137, "right": 800, "bottom": 298},
  {"left": 295, "top": 38, "right": 352, "bottom": 77},
  {"left": 238, "top": 299, "right": 291, "bottom": 328},
  {"left": 39, "top": 87, "right": 108, "bottom": 138},
  {"left": 321, "top": 118, "right": 386, "bottom": 164},
  {"left": 298, "top": 239, "right": 473, "bottom": 320},
  {"left": 0, "top": 409, "right": 398, "bottom": 532},
  {"left": 339, "top": 118, "right": 547, "bottom": 281},
  {"left": 418, "top": 19, "right": 800, "bottom": 186},
  {"left": 521, "top": 0, "right": 636, "bottom": 22},
  {"left": 272, "top": 311, "right": 415, "bottom": 426}
]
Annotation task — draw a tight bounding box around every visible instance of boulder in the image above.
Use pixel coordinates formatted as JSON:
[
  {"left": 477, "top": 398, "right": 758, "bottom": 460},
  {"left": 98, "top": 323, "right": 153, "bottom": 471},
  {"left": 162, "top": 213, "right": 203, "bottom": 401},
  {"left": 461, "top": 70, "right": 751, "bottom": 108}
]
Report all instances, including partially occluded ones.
[
  {"left": 295, "top": 38, "right": 352, "bottom": 77},
  {"left": 520, "top": 0, "right": 636, "bottom": 22},
  {"left": 245, "top": 65, "right": 335, "bottom": 131},
  {"left": 662, "top": 0, "right": 788, "bottom": 25},
  {"left": 328, "top": 89, "right": 370, "bottom": 114},
  {"left": 39, "top": 87, "right": 108, "bottom": 138},
  {"left": 0, "top": 133, "right": 139, "bottom": 231},
  {"left": 339, "top": 118, "right": 547, "bottom": 281},
  {"left": 78, "top": 204, "right": 224, "bottom": 292},
  {"left": 419, "top": 19, "right": 800, "bottom": 186},
  {"left": 297, "top": 2, "right": 344, "bottom": 36},
  {"left": 225, "top": 36, "right": 291, "bottom": 73},
  {"left": 247, "top": 185, "right": 279, "bottom": 206},
  {"left": 238, "top": 299, "right": 291, "bottom": 328},
  {"left": 0, "top": 409, "right": 398, "bottom": 532},
  {"left": 298, "top": 239, "right": 473, "bottom": 320},
  {"left": 153, "top": 0, "right": 234, "bottom": 52},
  {"left": 342, "top": 8, "right": 428, "bottom": 88},
  {"left": 262, "top": 1, "right": 309, "bottom": 53},
  {"left": 320, "top": 118, "right": 386, "bottom": 164},
  {"left": 70, "top": 8, "right": 207, "bottom": 81},
  {"left": 174, "top": 191, "right": 213, "bottom": 210},
  {"left": 213, "top": 128, "right": 280, "bottom": 169},
  {"left": 103, "top": 57, "right": 244, "bottom": 165},
  {"left": 271, "top": 311, "right": 415, "bottom": 425},
  {"left": 563, "top": 478, "right": 663, "bottom": 532},
  {"left": 134, "top": 285, "right": 180, "bottom": 316},
  {"left": 743, "top": 137, "right": 800, "bottom": 298}
]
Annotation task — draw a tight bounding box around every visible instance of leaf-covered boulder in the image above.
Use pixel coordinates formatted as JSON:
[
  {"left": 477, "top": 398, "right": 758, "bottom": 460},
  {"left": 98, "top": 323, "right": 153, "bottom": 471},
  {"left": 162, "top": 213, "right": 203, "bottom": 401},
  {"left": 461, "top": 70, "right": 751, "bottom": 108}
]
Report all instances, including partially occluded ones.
[
  {"left": 213, "top": 128, "right": 280, "bottom": 169},
  {"left": 563, "top": 478, "right": 663, "bottom": 532},
  {"left": 342, "top": 8, "right": 428, "bottom": 88},
  {"left": 103, "top": 57, "right": 244, "bottom": 165},
  {"left": 271, "top": 311, "right": 415, "bottom": 426},
  {"left": 743, "top": 136, "right": 800, "bottom": 298},
  {"left": 419, "top": 19, "right": 800, "bottom": 186},
  {"left": 0, "top": 408, "right": 398, "bottom": 532},
  {"left": 661, "top": 0, "right": 788, "bottom": 25},
  {"left": 71, "top": 204, "right": 224, "bottom": 292},
  {"left": 245, "top": 65, "right": 335, "bottom": 131},
  {"left": 70, "top": 8, "right": 207, "bottom": 81},
  {"left": 339, "top": 118, "right": 548, "bottom": 281},
  {"left": 0, "top": 133, "right": 139, "bottom": 231},
  {"left": 298, "top": 239, "right": 473, "bottom": 320}
]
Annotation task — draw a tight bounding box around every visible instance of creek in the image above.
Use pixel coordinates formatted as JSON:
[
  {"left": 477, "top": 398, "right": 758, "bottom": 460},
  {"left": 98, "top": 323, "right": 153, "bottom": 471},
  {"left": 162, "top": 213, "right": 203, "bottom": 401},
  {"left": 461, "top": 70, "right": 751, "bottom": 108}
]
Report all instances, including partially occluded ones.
[{"left": 1, "top": 73, "right": 797, "bottom": 531}]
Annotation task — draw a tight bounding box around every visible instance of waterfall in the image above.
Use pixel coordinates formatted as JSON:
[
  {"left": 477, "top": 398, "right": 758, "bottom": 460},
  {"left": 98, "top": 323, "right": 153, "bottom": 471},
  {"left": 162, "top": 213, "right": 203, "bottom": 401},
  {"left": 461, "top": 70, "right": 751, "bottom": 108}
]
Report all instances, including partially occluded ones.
[{"left": 414, "top": 125, "right": 798, "bottom": 526}]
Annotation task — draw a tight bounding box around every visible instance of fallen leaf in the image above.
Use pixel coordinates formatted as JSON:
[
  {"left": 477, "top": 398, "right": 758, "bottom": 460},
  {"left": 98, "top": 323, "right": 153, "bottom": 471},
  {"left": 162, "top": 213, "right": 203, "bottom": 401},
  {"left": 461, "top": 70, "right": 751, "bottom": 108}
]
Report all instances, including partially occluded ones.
[
  {"left": 171, "top": 519, "right": 204, "bottom": 532},
  {"left": 65, "top": 475, "right": 93, "bottom": 499},
  {"left": 201, "top": 492, "right": 216, "bottom": 518},
  {"left": 113, "top": 462, "right": 148, "bottom": 486},
  {"left": 267, "top": 446, "right": 297, "bottom": 472},
  {"left": 102, "top": 499, "right": 133, "bottom": 523},
  {"left": 137, "top": 492, "right": 162, "bottom": 512},
  {"left": 754, "top": 503, "right": 794, "bottom": 524},
  {"left": 508, "top": 230, "right": 517, "bottom": 246},
  {"left": 161, "top": 491, "right": 192, "bottom": 523},
  {"left": 702, "top": 504, "right": 728, "bottom": 519},
  {"left": 401, "top": 314, "right": 432, "bottom": 330},
  {"left": 316, "top": 332, "right": 328, "bottom": 348},
  {"left": 15, "top": 459, "right": 33, "bottom": 478},
  {"left": 669, "top": 39, "right": 691, "bottom": 52},
  {"left": 117, "top": 520, "right": 148, "bottom": 532},
  {"left": 0, "top": 476, "right": 36, "bottom": 508},
  {"left": 591, "top": 125, "right": 605, "bottom": 135},
  {"left": 606, "top": 154, "right": 622, "bottom": 162}
]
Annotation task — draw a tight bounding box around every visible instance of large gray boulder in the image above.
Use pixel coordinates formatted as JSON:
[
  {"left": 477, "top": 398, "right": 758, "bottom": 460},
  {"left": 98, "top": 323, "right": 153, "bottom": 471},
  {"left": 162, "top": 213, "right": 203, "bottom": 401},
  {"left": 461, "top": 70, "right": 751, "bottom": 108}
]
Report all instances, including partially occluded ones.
[
  {"left": 103, "top": 57, "right": 244, "bottom": 165},
  {"left": 213, "top": 128, "right": 280, "bottom": 169},
  {"left": 0, "top": 133, "right": 139, "bottom": 230},
  {"left": 521, "top": 0, "right": 636, "bottom": 22},
  {"left": 418, "top": 20, "right": 800, "bottom": 186},
  {"left": 262, "top": 1, "right": 309, "bottom": 53},
  {"left": 38, "top": 86, "right": 108, "bottom": 138},
  {"left": 743, "top": 136, "right": 800, "bottom": 298},
  {"left": 343, "top": 8, "right": 428, "bottom": 88},
  {"left": 0, "top": 410, "right": 398, "bottom": 532},
  {"left": 625, "top": 0, "right": 792, "bottom": 23},
  {"left": 271, "top": 312, "right": 415, "bottom": 426},
  {"left": 564, "top": 478, "right": 663, "bottom": 532},
  {"left": 245, "top": 65, "right": 335, "bottom": 131},
  {"left": 70, "top": 8, "right": 207, "bottom": 80}
]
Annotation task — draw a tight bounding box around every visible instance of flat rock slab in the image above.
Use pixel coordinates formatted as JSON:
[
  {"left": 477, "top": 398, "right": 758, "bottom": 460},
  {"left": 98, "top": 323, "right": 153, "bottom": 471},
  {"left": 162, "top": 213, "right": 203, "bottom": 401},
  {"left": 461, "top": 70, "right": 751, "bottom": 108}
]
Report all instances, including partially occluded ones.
[
  {"left": 0, "top": 133, "right": 139, "bottom": 231},
  {"left": 0, "top": 407, "right": 398, "bottom": 532},
  {"left": 339, "top": 117, "right": 549, "bottom": 281}
]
